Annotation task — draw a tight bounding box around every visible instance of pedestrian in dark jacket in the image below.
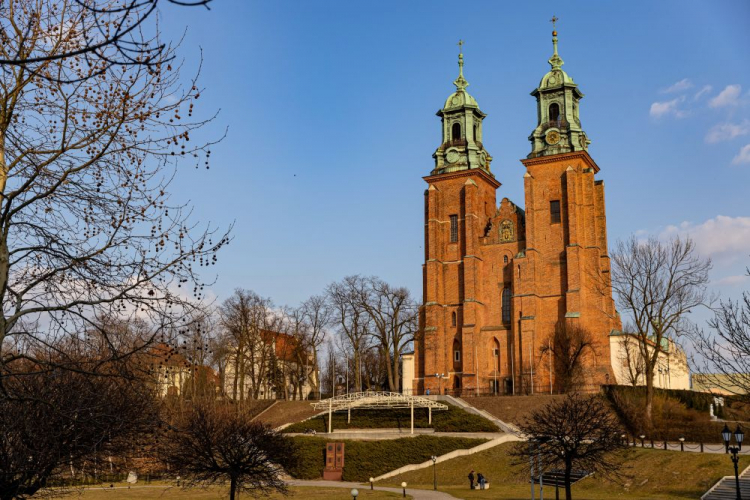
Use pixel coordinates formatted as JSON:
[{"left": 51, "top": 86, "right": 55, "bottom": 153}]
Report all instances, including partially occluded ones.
[
  {"left": 477, "top": 472, "right": 486, "bottom": 490},
  {"left": 468, "top": 470, "right": 475, "bottom": 489}
]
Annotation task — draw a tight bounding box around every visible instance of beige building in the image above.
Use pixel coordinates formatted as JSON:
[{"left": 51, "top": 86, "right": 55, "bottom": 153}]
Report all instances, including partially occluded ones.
[
  {"left": 609, "top": 332, "right": 690, "bottom": 390},
  {"left": 692, "top": 374, "right": 749, "bottom": 396},
  {"left": 401, "top": 352, "right": 415, "bottom": 395}
]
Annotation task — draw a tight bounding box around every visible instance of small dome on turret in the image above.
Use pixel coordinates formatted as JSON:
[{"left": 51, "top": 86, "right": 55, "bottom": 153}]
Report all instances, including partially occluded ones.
[
  {"left": 443, "top": 88, "right": 478, "bottom": 110},
  {"left": 538, "top": 68, "right": 575, "bottom": 90}
]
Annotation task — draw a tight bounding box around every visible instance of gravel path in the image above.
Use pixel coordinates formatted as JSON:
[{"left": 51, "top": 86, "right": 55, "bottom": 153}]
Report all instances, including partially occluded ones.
[{"left": 288, "top": 480, "right": 461, "bottom": 499}]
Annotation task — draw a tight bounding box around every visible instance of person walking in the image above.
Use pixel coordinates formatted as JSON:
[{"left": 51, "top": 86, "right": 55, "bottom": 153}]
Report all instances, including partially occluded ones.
[{"left": 468, "top": 470, "right": 475, "bottom": 490}]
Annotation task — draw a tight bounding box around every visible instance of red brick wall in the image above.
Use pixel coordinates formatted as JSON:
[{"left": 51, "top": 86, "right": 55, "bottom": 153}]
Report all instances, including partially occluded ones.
[{"left": 414, "top": 151, "right": 621, "bottom": 396}]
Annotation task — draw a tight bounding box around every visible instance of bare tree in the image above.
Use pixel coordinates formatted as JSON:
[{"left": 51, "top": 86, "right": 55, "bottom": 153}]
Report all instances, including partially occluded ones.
[
  {"left": 693, "top": 268, "right": 750, "bottom": 399},
  {"left": 219, "top": 290, "right": 281, "bottom": 401},
  {"left": 0, "top": 0, "right": 213, "bottom": 82},
  {"left": 0, "top": 0, "right": 228, "bottom": 387},
  {"left": 355, "top": 276, "right": 417, "bottom": 393},
  {"left": 327, "top": 276, "right": 372, "bottom": 392},
  {"left": 618, "top": 330, "right": 646, "bottom": 387},
  {"left": 162, "top": 403, "right": 297, "bottom": 500},
  {"left": 0, "top": 356, "right": 159, "bottom": 499},
  {"left": 512, "top": 393, "right": 627, "bottom": 500},
  {"left": 609, "top": 236, "right": 711, "bottom": 426},
  {"left": 540, "top": 322, "right": 594, "bottom": 393},
  {"left": 300, "top": 294, "right": 331, "bottom": 397}
]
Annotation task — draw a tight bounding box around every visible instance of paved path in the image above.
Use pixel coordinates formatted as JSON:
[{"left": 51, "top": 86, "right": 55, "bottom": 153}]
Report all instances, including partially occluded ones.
[{"left": 288, "top": 480, "right": 460, "bottom": 499}]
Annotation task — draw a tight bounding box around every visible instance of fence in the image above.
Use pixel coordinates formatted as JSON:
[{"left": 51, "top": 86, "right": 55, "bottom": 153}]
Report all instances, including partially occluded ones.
[{"left": 621, "top": 434, "right": 750, "bottom": 454}]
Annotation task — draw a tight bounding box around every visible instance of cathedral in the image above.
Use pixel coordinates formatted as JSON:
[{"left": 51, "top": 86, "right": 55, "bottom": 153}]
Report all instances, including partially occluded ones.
[{"left": 410, "top": 28, "right": 622, "bottom": 396}]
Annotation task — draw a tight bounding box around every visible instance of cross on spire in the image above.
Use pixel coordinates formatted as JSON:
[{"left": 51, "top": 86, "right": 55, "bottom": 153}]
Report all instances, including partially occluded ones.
[
  {"left": 550, "top": 15, "right": 558, "bottom": 31},
  {"left": 457, "top": 39, "right": 464, "bottom": 55}
]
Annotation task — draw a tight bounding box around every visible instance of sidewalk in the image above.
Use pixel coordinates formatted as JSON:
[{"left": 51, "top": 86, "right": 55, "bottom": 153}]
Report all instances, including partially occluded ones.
[{"left": 288, "top": 480, "right": 460, "bottom": 499}]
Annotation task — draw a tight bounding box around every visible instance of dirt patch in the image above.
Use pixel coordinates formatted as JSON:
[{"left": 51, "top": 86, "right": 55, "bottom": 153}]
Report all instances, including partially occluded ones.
[
  {"left": 465, "top": 395, "right": 568, "bottom": 425},
  {"left": 255, "top": 401, "right": 320, "bottom": 429}
]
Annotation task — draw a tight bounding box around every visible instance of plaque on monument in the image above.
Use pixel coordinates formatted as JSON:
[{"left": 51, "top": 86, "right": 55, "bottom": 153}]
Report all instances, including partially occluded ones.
[{"left": 323, "top": 442, "right": 345, "bottom": 481}]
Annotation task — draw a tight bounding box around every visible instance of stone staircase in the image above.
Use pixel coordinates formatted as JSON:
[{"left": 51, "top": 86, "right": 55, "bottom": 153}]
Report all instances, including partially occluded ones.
[{"left": 702, "top": 465, "right": 750, "bottom": 500}]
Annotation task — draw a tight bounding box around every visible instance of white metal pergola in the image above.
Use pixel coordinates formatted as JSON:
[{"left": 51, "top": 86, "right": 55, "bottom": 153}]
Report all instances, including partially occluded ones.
[{"left": 310, "top": 391, "right": 448, "bottom": 434}]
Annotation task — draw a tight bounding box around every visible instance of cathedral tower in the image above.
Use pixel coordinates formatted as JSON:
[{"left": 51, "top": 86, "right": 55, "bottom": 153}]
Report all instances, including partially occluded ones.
[{"left": 412, "top": 29, "right": 620, "bottom": 397}]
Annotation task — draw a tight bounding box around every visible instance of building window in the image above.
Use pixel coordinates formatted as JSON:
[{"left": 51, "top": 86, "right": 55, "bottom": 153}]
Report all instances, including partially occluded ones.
[
  {"left": 451, "top": 311, "right": 457, "bottom": 327},
  {"left": 502, "top": 288, "right": 511, "bottom": 323},
  {"left": 550, "top": 200, "right": 561, "bottom": 224},
  {"left": 449, "top": 214, "right": 458, "bottom": 243},
  {"left": 549, "top": 103, "right": 560, "bottom": 123},
  {"left": 473, "top": 124, "right": 477, "bottom": 141},
  {"left": 503, "top": 255, "right": 509, "bottom": 264},
  {"left": 452, "top": 122, "right": 461, "bottom": 141},
  {"left": 454, "top": 350, "right": 460, "bottom": 362}
]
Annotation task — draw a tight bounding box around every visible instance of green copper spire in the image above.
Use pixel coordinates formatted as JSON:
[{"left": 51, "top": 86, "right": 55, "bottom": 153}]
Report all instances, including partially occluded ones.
[
  {"left": 527, "top": 16, "right": 590, "bottom": 159},
  {"left": 548, "top": 15, "right": 564, "bottom": 70},
  {"left": 453, "top": 39, "right": 469, "bottom": 90}
]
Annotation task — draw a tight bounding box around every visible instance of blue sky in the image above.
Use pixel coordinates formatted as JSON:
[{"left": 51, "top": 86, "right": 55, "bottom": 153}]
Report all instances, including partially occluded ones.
[{"left": 160, "top": 1, "right": 750, "bottom": 313}]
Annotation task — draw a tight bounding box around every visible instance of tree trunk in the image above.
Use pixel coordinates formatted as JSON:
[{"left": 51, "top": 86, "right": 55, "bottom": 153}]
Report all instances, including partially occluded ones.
[
  {"left": 564, "top": 460, "right": 572, "bottom": 500},
  {"left": 230, "top": 476, "right": 237, "bottom": 500},
  {"left": 645, "top": 368, "right": 654, "bottom": 428}
]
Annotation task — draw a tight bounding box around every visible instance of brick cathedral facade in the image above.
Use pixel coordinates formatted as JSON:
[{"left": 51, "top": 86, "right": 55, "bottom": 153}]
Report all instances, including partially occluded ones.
[{"left": 412, "top": 31, "right": 621, "bottom": 396}]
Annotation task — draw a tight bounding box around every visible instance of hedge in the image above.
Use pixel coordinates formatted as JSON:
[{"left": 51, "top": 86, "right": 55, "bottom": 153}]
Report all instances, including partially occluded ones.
[
  {"left": 282, "top": 403, "right": 497, "bottom": 433},
  {"left": 287, "top": 435, "right": 488, "bottom": 481}
]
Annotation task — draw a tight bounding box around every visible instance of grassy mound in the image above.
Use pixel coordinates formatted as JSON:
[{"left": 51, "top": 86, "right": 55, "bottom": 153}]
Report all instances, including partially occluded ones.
[
  {"left": 283, "top": 403, "right": 497, "bottom": 433},
  {"left": 385, "top": 441, "right": 750, "bottom": 499},
  {"left": 288, "top": 435, "right": 488, "bottom": 481}
]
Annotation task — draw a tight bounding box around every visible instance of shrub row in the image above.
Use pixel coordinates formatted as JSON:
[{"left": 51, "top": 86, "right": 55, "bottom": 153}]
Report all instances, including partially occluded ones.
[
  {"left": 282, "top": 403, "right": 497, "bottom": 433},
  {"left": 287, "top": 435, "right": 488, "bottom": 481}
]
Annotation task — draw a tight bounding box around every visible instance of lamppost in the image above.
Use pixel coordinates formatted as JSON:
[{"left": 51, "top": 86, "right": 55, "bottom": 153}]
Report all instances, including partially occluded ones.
[
  {"left": 721, "top": 424, "right": 745, "bottom": 500},
  {"left": 401, "top": 481, "right": 407, "bottom": 498},
  {"left": 639, "top": 434, "right": 646, "bottom": 448},
  {"left": 369, "top": 477, "right": 374, "bottom": 490},
  {"left": 679, "top": 436, "right": 685, "bottom": 452},
  {"left": 351, "top": 488, "right": 359, "bottom": 500},
  {"left": 431, "top": 455, "right": 438, "bottom": 490}
]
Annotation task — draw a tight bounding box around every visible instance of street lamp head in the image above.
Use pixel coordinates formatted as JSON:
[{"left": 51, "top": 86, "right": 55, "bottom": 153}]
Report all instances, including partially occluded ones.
[
  {"left": 351, "top": 488, "right": 359, "bottom": 498},
  {"left": 722, "top": 424, "right": 732, "bottom": 446},
  {"left": 369, "top": 477, "right": 374, "bottom": 483},
  {"left": 401, "top": 482, "right": 407, "bottom": 488},
  {"left": 639, "top": 435, "right": 645, "bottom": 440},
  {"left": 431, "top": 455, "right": 437, "bottom": 463},
  {"left": 735, "top": 425, "right": 744, "bottom": 450},
  {"left": 678, "top": 436, "right": 685, "bottom": 442}
]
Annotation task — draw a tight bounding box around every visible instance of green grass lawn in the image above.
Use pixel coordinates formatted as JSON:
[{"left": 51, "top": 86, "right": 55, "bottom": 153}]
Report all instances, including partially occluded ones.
[
  {"left": 59, "top": 485, "right": 407, "bottom": 499},
  {"left": 384, "top": 442, "right": 750, "bottom": 499},
  {"left": 290, "top": 435, "right": 488, "bottom": 481},
  {"left": 283, "top": 403, "right": 497, "bottom": 433}
]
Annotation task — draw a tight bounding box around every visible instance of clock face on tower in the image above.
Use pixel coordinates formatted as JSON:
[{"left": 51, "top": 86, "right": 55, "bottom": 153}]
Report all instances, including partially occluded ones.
[
  {"left": 446, "top": 148, "right": 460, "bottom": 164},
  {"left": 545, "top": 130, "right": 561, "bottom": 145}
]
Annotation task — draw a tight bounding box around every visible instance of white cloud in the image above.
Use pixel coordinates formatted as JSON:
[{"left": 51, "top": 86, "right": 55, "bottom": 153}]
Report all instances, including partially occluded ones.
[
  {"left": 713, "top": 274, "right": 750, "bottom": 287},
  {"left": 660, "top": 215, "right": 750, "bottom": 264},
  {"left": 694, "top": 85, "right": 713, "bottom": 100},
  {"left": 705, "top": 120, "right": 750, "bottom": 143},
  {"left": 661, "top": 78, "right": 693, "bottom": 93},
  {"left": 709, "top": 84, "right": 742, "bottom": 108},
  {"left": 649, "top": 97, "right": 688, "bottom": 118},
  {"left": 731, "top": 144, "right": 750, "bottom": 165}
]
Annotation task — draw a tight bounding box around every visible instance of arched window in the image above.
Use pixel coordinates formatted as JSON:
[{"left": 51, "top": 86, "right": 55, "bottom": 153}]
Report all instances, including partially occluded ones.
[
  {"left": 451, "top": 311, "right": 457, "bottom": 327},
  {"left": 452, "top": 122, "right": 461, "bottom": 141},
  {"left": 503, "top": 255, "right": 509, "bottom": 264},
  {"left": 549, "top": 103, "right": 560, "bottom": 123},
  {"left": 492, "top": 338, "right": 501, "bottom": 372},
  {"left": 502, "top": 288, "right": 511, "bottom": 324}
]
